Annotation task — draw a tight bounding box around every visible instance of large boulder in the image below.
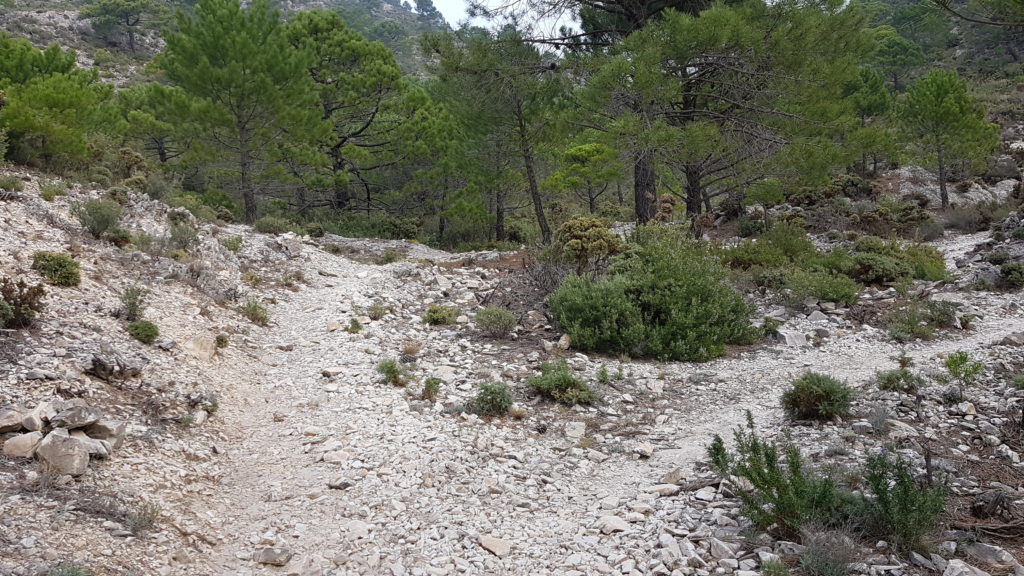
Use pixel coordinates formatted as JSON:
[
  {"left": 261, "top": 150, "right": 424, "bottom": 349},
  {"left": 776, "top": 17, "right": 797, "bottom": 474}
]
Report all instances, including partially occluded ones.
[
  {"left": 3, "top": 431, "right": 44, "bottom": 458},
  {"left": 35, "top": 429, "right": 90, "bottom": 476},
  {"left": 50, "top": 405, "right": 103, "bottom": 429},
  {"left": 0, "top": 404, "right": 27, "bottom": 433},
  {"left": 85, "top": 420, "right": 127, "bottom": 450}
]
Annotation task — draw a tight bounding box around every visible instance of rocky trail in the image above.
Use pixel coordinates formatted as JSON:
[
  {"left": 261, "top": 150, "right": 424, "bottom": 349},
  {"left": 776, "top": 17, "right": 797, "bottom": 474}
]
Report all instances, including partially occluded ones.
[
  {"left": 185, "top": 235, "right": 1024, "bottom": 576},
  {"left": 3, "top": 176, "right": 1024, "bottom": 576}
]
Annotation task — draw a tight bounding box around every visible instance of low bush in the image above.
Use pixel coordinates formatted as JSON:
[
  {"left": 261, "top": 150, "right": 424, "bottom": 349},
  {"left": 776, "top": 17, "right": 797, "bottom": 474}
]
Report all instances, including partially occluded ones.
[
  {"left": 738, "top": 216, "right": 767, "bottom": 237},
  {"left": 470, "top": 382, "right": 512, "bottom": 415},
  {"left": 1001, "top": 262, "right": 1024, "bottom": 289},
  {"left": 875, "top": 368, "right": 924, "bottom": 395},
  {"left": 0, "top": 175, "right": 24, "bottom": 192},
  {"left": 345, "top": 318, "right": 362, "bottom": 333},
  {"left": 424, "top": 305, "right": 459, "bottom": 325},
  {"left": 376, "top": 359, "right": 406, "bottom": 386},
  {"left": 781, "top": 372, "right": 853, "bottom": 421},
  {"left": 73, "top": 199, "right": 122, "bottom": 239},
  {"left": 848, "top": 252, "right": 912, "bottom": 285},
  {"left": 373, "top": 249, "right": 401, "bottom": 265},
  {"left": 886, "top": 299, "right": 960, "bottom": 342},
  {"left": 475, "top": 307, "right": 517, "bottom": 338},
  {"left": 127, "top": 320, "right": 159, "bottom": 344},
  {"left": 119, "top": 285, "right": 149, "bottom": 322},
  {"left": 784, "top": 270, "right": 860, "bottom": 307},
  {"left": 0, "top": 300, "right": 12, "bottom": 327},
  {"left": 944, "top": 350, "right": 983, "bottom": 389},
  {"left": 551, "top": 228, "right": 756, "bottom": 361},
  {"left": 421, "top": 377, "right": 442, "bottom": 401},
  {"left": 0, "top": 278, "right": 45, "bottom": 328},
  {"left": 105, "top": 227, "right": 132, "bottom": 247},
  {"left": 858, "top": 452, "right": 945, "bottom": 552},
  {"left": 105, "top": 185, "right": 131, "bottom": 205},
  {"left": 556, "top": 216, "right": 622, "bottom": 275},
  {"left": 528, "top": 360, "right": 598, "bottom": 405},
  {"left": 31, "top": 252, "right": 80, "bottom": 287},
  {"left": 368, "top": 304, "right": 388, "bottom": 320},
  {"left": 169, "top": 222, "right": 199, "bottom": 251},
  {"left": 221, "top": 236, "right": 243, "bottom": 252},
  {"left": 253, "top": 216, "right": 290, "bottom": 235},
  {"left": 710, "top": 414, "right": 946, "bottom": 551},
  {"left": 241, "top": 299, "right": 269, "bottom": 326},
  {"left": 707, "top": 413, "right": 853, "bottom": 539},
  {"left": 40, "top": 181, "right": 66, "bottom": 201},
  {"left": 902, "top": 245, "right": 948, "bottom": 281},
  {"left": 799, "top": 528, "right": 861, "bottom": 576},
  {"left": 215, "top": 333, "right": 229, "bottom": 348},
  {"left": 47, "top": 563, "right": 93, "bottom": 576}
]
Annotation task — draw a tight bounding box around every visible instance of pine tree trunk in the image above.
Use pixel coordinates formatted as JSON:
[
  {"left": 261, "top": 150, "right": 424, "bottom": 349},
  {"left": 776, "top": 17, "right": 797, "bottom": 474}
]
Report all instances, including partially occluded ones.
[
  {"left": 684, "top": 165, "right": 703, "bottom": 217},
  {"left": 937, "top": 143, "right": 949, "bottom": 209},
  {"left": 495, "top": 188, "right": 506, "bottom": 242},
  {"left": 633, "top": 151, "right": 656, "bottom": 224},
  {"left": 515, "top": 100, "right": 550, "bottom": 244},
  {"left": 239, "top": 126, "right": 257, "bottom": 223}
]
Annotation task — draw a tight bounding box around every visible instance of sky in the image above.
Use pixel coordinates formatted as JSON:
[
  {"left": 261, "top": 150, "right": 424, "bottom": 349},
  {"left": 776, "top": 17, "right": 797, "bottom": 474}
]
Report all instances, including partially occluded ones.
[{"left": 432, "top": 0, "right": 471, "bottom": 26}]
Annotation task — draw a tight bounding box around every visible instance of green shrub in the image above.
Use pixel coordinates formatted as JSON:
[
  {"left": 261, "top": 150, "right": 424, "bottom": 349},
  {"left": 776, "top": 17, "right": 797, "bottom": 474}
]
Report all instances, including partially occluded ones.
[
  {"left": 784, "top": 270, "right": 860, "bottom": 307},
  {"left": 556, "top": 216, "right": 622, "bottom": 274},
  {"left": 421, "top": 377, "right": 442, "bottom": 401},
  {"left": 1001, "top": 262, "right": 1024, "bottom": 289},
  {"left": 424, "top": 305, "right": 459, "bottom": 325},
  {"left": 528, "top": 360, "right": 597, "bottom": 405},
  {"left": 119, "top": 285, "right": 149, "bottom": 322},
  {"left": 169, "top": 222, "right": 199, "bottom": 251},
  {"left": 127, "top": 320, "right": 159, "bottom": 344},
  {"left": 0, "top": 278, "right": 45, "bottom": 328},
  {"left": 367, "top": 305, "right": 388, "bottom": 320},
  {"left": 105, "top": 227, "right": 132, "bottom": 247},
  {"left": 73, "top": 199, "right": 122, "bottom": 239},
  {"left": 105, "top": 185, "right": 131, "bottom": 205},
  {"left": 738, "top": 216, "right": 767, "bottom": 237},
  {"left": 0, "top": 300, "right": 13, "bottom": 327},
  {"left": 470, "top": 382, "right": 512, "bottom": 416},
  {"left": 241, "top": 299, "right": 269, "bottom": 326},
  {"left": 944, "top": 350, "right": 983, "bottom": 388},
  {"left": 707, "top": 413, "right": 853, "bottom": 539},
  {"left": 475, "top": 307, "right": 517, "bottom": 338},
  {"left": 552, "top": 229, "right": 756, "bottom": 361},
  {"left": 762, "top": 560, "right": 791, "bottom": 576},
  {"left": 761, "top": 223, "right": 816, "bottom": 261},
  {"left": 40, "top": 181, "right": 66, "bottom": 201},
  {"left": 781, "top": 372, "right": 853, "bottom": 421},
  {"left": 31, "top": 252, "right": 80, "bottom": 287},
  {"left": 875, "top": 368, "right": 924, "bottom": 395},
  {"left": 142, "top": 173, "right": 175, "bottom": 200},
  {"left": 221, "top": 236, "right": 242, "bottom": 252},
  {"left": 253, "top": 216, "right": 290, "bottom": 234},
  {"left": 47, "top": 563, "right": 93, "bottom": 576},
  {"left": 858, "top": 452, "right": 945, "bottom": 552},
  {"left": 799, "top": 529, "right": 860, "bottom": 576},
  {"left": 215, "top": 333, "right": 229, "bottom": 348},
  {"left": 722, "top": 240, "right": 788, "bottom": 269},
  {"left": 849, "top": 252, "right": 912, "bottom": 285},
  {"left": 0, "top": 175, "right": 24, "bottom": 192},
  {"left": 374, "top": 249, "right": 401, "bottom": 265},
  {"left": 886, "top": 300, "right": 960, "bottom": 342},
  {"left": 986, "top": 251, "right": 1010, "bottom": 265},
  {"left": 376, "top": 359, "right": 406, "bottom": 386},
  {"left": 345, "top": 318, "right": 362, "bottom": 333},
  {"left": 1009, "top": 374, "right": 1024, "bottom": 390},
  {"left": 902, "top": 245, "right": 948, "bottom": 281}
]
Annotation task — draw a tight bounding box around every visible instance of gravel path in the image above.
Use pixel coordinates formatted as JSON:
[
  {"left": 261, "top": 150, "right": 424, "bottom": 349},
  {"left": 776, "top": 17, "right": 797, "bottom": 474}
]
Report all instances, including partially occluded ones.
[{"left": 189, "top": 233, "right": 1024, "bottom": 576}]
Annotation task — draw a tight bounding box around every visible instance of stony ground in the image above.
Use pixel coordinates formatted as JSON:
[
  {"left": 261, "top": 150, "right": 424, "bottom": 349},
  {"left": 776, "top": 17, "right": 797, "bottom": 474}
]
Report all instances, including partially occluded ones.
[{"left": 2, "top": 170, "right": 1023, "bottom": 576}]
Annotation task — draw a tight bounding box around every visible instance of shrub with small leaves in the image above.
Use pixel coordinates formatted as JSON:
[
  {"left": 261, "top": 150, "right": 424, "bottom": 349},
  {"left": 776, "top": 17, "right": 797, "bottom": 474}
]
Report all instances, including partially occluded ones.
[
  {"left": 799, "top": 528, "right": 861, "bottom": 576},
  {"left": 424, "top": 305, "right": 459, "bottom": 325},
  {"left": 944, "top": 350, "right": 983, "bottom": 389},
  {"left": 374, "top": 250, "right": 401, "bottom": 265},
  {"left": 0, "top": 278, "right": 45, "bottom": 328},
  {"left": 125, "top": 502, "right": 161, "bottom": 535},
  {"left": 253, "top": 216, "right": 290, "bottom": 234},
  {"left": 421, "top": 377, "right": 442, "bottom": 401},
  {"left": 241, "top": 299, "right": 269, "bottom": 326},
  {"left": 875, "top": 368, "right": 924, "bottom": 396},
  {"left": 475, "top": 307, "right": 517, "bottom": 338},
  {"left": 73, "top": 199, "right": 122, "bottom": 239},
  {"left": 858, "top": 451, "right": 946, "bottom": 552},
  {"left": 0, "top": 300, "right": 13, "bottom": 327},
  {"left": 368, "top": 305, "right": 388, "bottom": 320},
  {"left": 470, "top": 382, "right": 512, "bottom": 415},
  {"left": 47, "top": 563, "right": 93, "bottom": 576},
  {"left": 557, "top": 216, "right": 622, "bottom": 275},
  {"left": 346, "top": 318, "right": 362, "bottom": 333},
  {"left": 105, "top": 227, "right": 132, "bottom": 247},
  {"left": 781, "top": 372, "right": 853, "bottom": 421},
  {"left": 1001, "top": 262, "right": 1024, "bottom": 289},
  {"left": 215, "top": 333, "right": 229, "bottom": 348},
  {"left": 40, "top": 181, "right": 66, "bottom": 201},
  {"left": 119, "top": 285, "right": 149, "bottom": 322},
  {"left": 221, "top": 236, "right": 242, "bottom": 252},
  {"left": 0, "top": 175, "right": 24, "bottom": 192},
  {"left": 528, "top": 360, "right": 597, "bottom": 405},
  {"left": 376, "top": 359, "right": 406, "bottom": 386},
  {"left": 31, "top": 252, "right": 80, "bottom": 287},
  {"left": 169, "top": 222, "right": 199, "bottom": 251},
  {"left": 127, "top": 320, "right": 159, "bottom": 344}
]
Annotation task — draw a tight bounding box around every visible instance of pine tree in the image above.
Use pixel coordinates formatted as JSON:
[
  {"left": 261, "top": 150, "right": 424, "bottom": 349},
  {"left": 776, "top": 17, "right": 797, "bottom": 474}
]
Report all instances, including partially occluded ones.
[
  {"left": 158, "top": 0, "right": 327, "bottom": 222},
  {"left": 900, "top": 69, "right": 998, "bottom": 209}
]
